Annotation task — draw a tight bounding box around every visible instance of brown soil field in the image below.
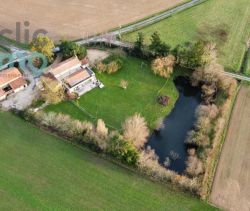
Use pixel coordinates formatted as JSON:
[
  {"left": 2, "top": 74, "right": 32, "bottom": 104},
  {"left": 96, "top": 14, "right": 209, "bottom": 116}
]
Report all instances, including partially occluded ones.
[
  {"left": 210, "top": 86, "right": 250, "bottom": 211},
  {"left": 0, "top": 0, "right": 185, "bottom": 42}
]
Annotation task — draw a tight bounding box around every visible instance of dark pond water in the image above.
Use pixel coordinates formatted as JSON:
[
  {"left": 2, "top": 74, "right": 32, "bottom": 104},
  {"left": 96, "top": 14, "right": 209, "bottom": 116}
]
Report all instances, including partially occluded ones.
[{"left": 147, "top": 76, "right": 201, "bottom": 174}]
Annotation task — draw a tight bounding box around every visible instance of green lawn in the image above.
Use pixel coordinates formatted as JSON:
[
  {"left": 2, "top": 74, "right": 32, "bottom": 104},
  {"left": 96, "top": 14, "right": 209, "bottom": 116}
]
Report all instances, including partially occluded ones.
[
  {"left": 123, "top": 0, "right": 250, "bottom": 73},
  {"left": 45, "top": 57, "right": 182, "bottom": 129},
  {"left": 0, "top": 112, "right": 217, "bottom": 210}
]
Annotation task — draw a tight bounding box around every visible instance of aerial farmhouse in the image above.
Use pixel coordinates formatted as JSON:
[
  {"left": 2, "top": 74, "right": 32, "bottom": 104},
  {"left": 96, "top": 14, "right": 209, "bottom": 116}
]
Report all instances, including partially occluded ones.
[{"left": 46, "top": 57, "right": 99, "bottom": 96}]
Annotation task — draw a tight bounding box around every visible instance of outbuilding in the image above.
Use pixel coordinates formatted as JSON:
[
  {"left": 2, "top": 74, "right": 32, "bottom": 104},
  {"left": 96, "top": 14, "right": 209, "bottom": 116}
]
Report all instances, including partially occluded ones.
[{"left": 0, "top": 67, "right": 27, "bottom": 101}]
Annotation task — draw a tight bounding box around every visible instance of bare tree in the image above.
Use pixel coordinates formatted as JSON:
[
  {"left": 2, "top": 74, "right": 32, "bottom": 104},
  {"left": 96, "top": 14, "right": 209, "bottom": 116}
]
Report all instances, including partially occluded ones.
[
  {"left": 123, "top": 113, "right": 149, "bottom": 149},
  {"left": 151, "top": 55, "right": 176, "bottom": 78},
  {"left": 120, "top": 80, "right": 128, "bottom": 89},
  {"left": 186, "top": 149, "right": 203, "bottom": 177},
  {"left": 96, "top": 119, "right": 108, "bottom": 138}
]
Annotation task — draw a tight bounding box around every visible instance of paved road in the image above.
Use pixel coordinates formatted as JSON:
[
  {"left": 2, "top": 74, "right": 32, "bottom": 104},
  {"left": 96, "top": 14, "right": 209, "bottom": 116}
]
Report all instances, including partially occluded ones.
[
  {"left": 225, "top": 72, "right": 250, "bottom": 82},
  {"left": 77, "top": 0, "right": 206, "bottom": 46}
]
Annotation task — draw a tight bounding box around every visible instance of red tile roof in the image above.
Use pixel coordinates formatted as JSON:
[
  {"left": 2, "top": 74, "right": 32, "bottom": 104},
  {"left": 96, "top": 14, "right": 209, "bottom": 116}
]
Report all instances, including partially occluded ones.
[
  {"left": 64, "top": 69, "right": 90, "bottom": 87},
  {"left": 0, "top": 68, "right": 22, "bottom": 87},
  {"left": 9, "top": 77, "right": 27, "bottom": 90}
]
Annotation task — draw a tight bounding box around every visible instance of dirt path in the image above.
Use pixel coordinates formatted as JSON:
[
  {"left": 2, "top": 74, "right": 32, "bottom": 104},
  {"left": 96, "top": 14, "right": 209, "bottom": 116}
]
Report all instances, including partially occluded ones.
[
  {"left": 210, "top": 86, "right": 250, "bottom": 211},
  {"left": 0, "top": 0, "right": 185, "bottom": 42}
]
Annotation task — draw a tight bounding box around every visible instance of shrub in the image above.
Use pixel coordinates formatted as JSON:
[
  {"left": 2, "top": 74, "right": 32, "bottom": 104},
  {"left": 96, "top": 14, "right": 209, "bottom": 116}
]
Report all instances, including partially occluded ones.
[
  {"left": 186, "top": 149, "right": 204, "bottom": 177},
  {"left": 185, "top": 73, "right": 237, "bottom": 198},
  {"left": 185, "top": 104, "right": 219, "bottom": 148},
  {"left": 195, "top": 116, "right": 211, "bottom": 132},
  {"left": 72, "top": 119, "right": 93, "bottom": 139},
  {"left": 157, "top": 95, "right": 170, "bottom": 106},
  {"left": 96, "top": 62, "right": 107, "bottom": 73},
  {"left": 97, "top": 57, "right": 123, "bottom": 74},
  {"left": 138, "top": 147, "right": 200, "bottom": 194},
  {"left": 32, "top": 112, "right": 87, "bottom": 140},
  {"left": 31, "top": 111, "right": 141, "bottom": 165},
  {"left": 107, "top": 61, "right": 119, "bottom": 74},
  {"left": 138, "top": 147, "right": 165, "bottom": 177},
  {"left": 200, "top": 85, "right": 237, "bottom": 199},
  {"left": 201, "top": 84, "right": 217, "bottom": 104},
  {"left": 107, "top": 133, "right": 139, "bottom": 165},
  {"left": 96, "top": 119, "right": 108, "bottom": 138},
  {"left": 173, "top": 41, "right": 216, "bottom": 68},
  {"left": 191, "top": 62, "right": 237, "bottom": 103},
  {"left": 151, "top": 55, "right": 176, "bottom": 78},
  {"left": 186, "top": 129, "right": 210, "bottom": 148},
  {"left": 83, "top": 119, "right": 109, "bottom": 151},
  {"left": 59, "top": 40, "right": 87, "bottom": 60},
  {"left": 24, "top": 110, "right": 202, "bottom": 195},
  {"left": 104, "top": 55, "right": 123, "bottom": 65},
  {"left": 120, "top": 80, "right": 128, "bottom": 89},
  {"left": 122, "top": 113, "right": 149, "bottom": 149},
  {"left": 196, "top": 104, "right": 219, "bottom": 120}
]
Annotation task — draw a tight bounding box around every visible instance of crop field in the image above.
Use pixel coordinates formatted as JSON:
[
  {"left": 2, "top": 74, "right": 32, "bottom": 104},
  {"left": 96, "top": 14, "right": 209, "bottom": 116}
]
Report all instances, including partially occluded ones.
[
  {"left": 0, "top": 112, "right": 217, "bottom": 210},
  {"left": 124, "top": 0, "right": 250, "bottom": 73},
  {"left": 0, "top": 0, "right": 186, "bottom": 42},
  {"left": 45, "top": 57, "right": 182, "bottom": 129},
  {"left": 210, "top": 86, "right": 250, "bottom": 211}
]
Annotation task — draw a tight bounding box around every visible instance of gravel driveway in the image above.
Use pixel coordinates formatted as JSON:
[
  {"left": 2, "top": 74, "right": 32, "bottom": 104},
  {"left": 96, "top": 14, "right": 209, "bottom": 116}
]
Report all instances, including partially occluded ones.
[
  {"left": 87, "top": 49, "right": 109, "bottom": 65},
  {"left": 1, "top": 66, "right": 39, "bottom": 110}
]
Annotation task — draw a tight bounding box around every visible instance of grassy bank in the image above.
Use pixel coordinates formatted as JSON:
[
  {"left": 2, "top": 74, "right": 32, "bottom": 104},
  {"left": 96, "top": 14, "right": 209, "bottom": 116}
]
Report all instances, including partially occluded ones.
[
  {"left": 0, "top": 112, "right": 217, "bottom": 210},
  {"left": 45, "top": 57, "right": 182, "bottom": 129},
  {"left": 123, "top": 0, "right": 250, "bottom": 73},
  {"left": 0, "top": 35, "right": 29, "bottom": 50},
  {"left": 0, "top": 45, "right": 10, "bottom": 53}
]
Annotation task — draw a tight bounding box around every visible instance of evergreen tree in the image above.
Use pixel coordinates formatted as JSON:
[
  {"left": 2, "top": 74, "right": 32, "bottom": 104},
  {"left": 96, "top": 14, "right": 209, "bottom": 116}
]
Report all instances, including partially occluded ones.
[
  {"left": 135, "top": 32, "right": 144, "bottom": 50},
  {"left": 149, "top": 31, "right": 170, "bottom": 57},
  {"left": 132, "top": 32, "right": 145, "bottom": 58},
  {"left": 189, "top": 41, "right": 205, "bottom": 68}
]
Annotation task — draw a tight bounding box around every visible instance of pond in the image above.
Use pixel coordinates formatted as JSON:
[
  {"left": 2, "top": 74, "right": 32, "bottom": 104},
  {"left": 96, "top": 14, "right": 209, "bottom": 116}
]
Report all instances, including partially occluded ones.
[{"left": 147, "top": 76, "right": 201, "bottom": 174}]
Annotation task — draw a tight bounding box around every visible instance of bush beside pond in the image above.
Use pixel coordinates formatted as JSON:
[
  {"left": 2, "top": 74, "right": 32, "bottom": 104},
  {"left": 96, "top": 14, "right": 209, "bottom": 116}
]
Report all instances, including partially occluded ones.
[
  {"left": 186, "top": 62, "right": 238, "bottom": 199},
  {"left": 15, "top": 109, "right": 202, "bottom": 195}
]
